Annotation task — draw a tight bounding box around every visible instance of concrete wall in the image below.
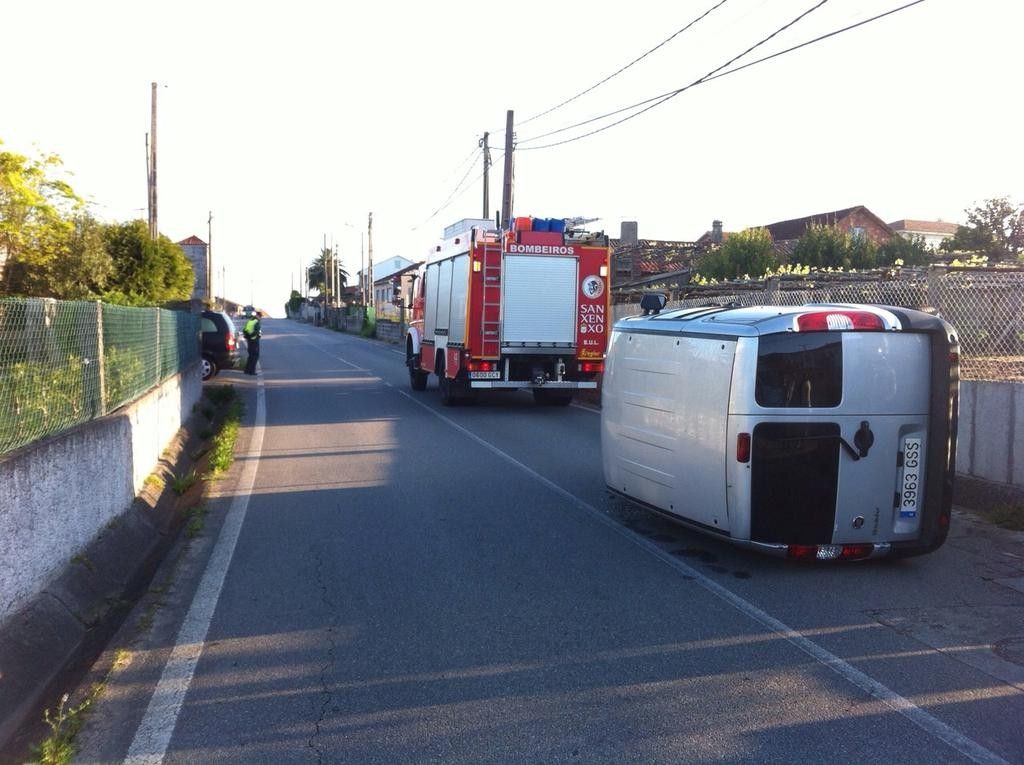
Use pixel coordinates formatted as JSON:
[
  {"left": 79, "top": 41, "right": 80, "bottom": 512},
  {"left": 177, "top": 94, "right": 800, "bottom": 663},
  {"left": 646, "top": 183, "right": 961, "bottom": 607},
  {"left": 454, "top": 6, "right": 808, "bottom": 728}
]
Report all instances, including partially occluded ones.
[
  {"left": 0, "top": 366, "right": 202, "bottom": 626},
  {"left": 957, "top": 380, "right": 1024, "bottom": 487}
]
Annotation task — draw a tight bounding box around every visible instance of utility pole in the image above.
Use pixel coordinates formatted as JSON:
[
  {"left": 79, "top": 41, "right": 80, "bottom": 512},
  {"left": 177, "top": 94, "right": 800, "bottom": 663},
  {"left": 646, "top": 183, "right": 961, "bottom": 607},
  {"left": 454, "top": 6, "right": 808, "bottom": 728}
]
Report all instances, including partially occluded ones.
[
  {"left": 334, "top": 243, "right": 340, "bottom": 306},
  {"left": 500, "top": 110, "right": 514, "bottom": 229},
  {"left": 322, "top": 233, "right": 329, "bottom": 306},
  {"left": 480, "top": 131, "right": 490, "bottom": 219},
  {"left": 360, "top": 233, "right": 365, "bottom": 305},
  {"left": 207, "top": 211, "right": 213, "bottom": 303},
  {"left": 149, "top": 82, "right": 158, "bottom": 241},
  {"left": 367, "top": 212, "right": 374, "bottom": 308}
]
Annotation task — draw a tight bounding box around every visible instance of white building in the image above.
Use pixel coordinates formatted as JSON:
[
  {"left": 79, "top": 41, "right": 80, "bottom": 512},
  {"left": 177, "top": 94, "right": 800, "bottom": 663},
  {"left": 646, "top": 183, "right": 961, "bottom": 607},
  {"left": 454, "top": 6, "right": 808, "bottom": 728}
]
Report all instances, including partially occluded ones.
[{"left": 887, "top": 219, "right": 959, "bottom": 250}]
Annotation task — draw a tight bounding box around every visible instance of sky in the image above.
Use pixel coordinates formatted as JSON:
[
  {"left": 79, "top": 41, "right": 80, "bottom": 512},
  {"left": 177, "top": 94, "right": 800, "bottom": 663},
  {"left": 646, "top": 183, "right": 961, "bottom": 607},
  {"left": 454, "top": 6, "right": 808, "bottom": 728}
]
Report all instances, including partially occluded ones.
[{"left": 3, "top": 0, "right": 1021, "bottom": 316}]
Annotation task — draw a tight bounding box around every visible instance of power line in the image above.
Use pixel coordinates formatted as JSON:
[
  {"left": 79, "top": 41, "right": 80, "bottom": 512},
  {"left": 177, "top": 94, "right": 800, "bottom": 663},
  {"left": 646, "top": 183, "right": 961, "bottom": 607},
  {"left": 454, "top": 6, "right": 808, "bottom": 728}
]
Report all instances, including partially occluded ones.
[
  {"left": 518, "top": 0, "right": 925, "bottom": 151},
  {"left": 518, "top": 0, "right": 731, "bottom": 127},
  {"left": 519, "top": 0, "right": 832, "bottom": 148},
  {"left": 412, "top": 150, "right": 506, "bottom": 231}
]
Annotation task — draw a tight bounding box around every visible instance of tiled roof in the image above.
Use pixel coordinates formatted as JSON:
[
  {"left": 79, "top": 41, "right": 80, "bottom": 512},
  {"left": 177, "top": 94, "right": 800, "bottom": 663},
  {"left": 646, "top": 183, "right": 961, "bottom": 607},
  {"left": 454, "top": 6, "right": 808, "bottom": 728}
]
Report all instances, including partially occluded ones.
[
  {"left": 888, "top": 219, "right": 960, "bottom": 235},
  {"left": 177, "top": 235, "right": 207, "bottom": 246},
  {"left": 612, "top": 238, "right": 700, "bottom": 274},
  {"left": 760, "top": 205, "right": 895, "bottom": 242}
]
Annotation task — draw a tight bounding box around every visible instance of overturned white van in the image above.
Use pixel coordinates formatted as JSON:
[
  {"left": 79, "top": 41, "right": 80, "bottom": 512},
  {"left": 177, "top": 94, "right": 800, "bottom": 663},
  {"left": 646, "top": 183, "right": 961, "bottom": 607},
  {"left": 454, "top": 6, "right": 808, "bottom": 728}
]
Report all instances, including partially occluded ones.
[{"left": 601, "top": 304, "right": 959, "bottom": 560}]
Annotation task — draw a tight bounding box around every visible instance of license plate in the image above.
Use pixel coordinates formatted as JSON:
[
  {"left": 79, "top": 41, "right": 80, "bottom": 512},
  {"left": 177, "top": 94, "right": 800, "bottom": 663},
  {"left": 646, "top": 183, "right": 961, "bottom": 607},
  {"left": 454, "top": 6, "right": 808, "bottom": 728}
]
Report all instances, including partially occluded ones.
[
  {"left": 469, "top": 370, "right": 501, "bottom": 379},
  {"left": 899, "top": 438, "right": 922, "bottom": 517}
]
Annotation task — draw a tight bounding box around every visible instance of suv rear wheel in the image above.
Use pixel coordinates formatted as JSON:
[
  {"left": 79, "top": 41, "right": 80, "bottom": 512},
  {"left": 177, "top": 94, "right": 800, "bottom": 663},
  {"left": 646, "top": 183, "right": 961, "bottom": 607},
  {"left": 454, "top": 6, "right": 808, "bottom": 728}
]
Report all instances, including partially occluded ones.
[{"left": 201, "top": 355, "right": 217, "bottom": 381}]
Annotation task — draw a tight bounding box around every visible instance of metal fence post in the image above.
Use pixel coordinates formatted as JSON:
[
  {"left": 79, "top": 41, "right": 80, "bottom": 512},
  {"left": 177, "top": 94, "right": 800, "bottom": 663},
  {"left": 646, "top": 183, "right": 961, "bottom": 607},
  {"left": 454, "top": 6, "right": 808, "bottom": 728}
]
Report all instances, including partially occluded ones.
[
  {"left": 95, "top": 301, "right": 107, "bottom": 416},
  {"left": 154, "top": 307, "right": 161, "bottom": 384}
]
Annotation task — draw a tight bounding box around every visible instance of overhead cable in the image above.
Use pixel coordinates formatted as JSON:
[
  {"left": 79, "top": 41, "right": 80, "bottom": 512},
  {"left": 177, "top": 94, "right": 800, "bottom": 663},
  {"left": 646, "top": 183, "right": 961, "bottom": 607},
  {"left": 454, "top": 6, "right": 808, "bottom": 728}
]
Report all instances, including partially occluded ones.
[
  {"left": 518, "top": 0, "right": 731, "bottom": 127},
  {"left": 518, "top": 0, "right": 926, "bottom": 150}
]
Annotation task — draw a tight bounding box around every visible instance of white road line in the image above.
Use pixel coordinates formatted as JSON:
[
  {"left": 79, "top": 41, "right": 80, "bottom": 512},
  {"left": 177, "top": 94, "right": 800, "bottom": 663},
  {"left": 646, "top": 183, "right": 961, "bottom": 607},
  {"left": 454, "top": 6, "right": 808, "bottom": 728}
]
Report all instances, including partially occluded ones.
[
  {"left": 124, "top": 374, "right": 267, "bottom": 765},
  {"left": 395, "top": 388, "right": 1009, "bottom": 765}
]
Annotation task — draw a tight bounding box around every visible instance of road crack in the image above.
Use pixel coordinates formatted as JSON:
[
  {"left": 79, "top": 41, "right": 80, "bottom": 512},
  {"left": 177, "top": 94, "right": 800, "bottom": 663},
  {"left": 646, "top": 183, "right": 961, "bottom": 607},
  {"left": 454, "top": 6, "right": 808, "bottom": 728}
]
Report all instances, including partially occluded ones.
[{"left": 308, "top": 544, "right": 339, "bottom": 764}]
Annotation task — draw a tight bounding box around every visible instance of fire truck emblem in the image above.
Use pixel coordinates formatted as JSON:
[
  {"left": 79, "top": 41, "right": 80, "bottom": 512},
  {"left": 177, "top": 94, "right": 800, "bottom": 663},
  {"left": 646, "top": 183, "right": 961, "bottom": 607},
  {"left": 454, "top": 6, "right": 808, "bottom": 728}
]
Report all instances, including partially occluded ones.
[{"left": 581, "top": 275, "right": 604, "bottom": 299}]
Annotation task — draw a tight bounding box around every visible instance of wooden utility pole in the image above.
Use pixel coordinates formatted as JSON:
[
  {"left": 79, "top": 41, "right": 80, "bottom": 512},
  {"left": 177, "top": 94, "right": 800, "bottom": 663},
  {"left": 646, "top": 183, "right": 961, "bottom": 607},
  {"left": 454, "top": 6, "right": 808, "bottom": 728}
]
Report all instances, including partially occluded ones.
[
  {"left": 480, "top": 131, "right": 490, "bottom": 219},
  {"left": 367, "top": 212, "right": 374, "bottom": 308},
  {"left": 149, "top": 82, "right": 158, "bottom": 241},
  {"left": 500, "top": 110, "right": 514, "bottom": 229},
  {"left": 323, "top": 233, "right": 330, "bottom": 305},
  {"left": 207, "top": 211, "right": 213, "bottom": 302}
]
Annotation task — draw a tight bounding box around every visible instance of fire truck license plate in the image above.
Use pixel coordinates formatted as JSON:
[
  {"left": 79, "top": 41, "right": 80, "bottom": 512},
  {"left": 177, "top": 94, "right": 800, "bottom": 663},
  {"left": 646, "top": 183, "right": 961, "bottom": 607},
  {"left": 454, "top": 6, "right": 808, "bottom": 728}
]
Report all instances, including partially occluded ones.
[
  {"left": 469, "top": 371, "right": 501, "bottom": 380},
  {"left": 899, "top": 438, "right": 922, "bottom": 518}
]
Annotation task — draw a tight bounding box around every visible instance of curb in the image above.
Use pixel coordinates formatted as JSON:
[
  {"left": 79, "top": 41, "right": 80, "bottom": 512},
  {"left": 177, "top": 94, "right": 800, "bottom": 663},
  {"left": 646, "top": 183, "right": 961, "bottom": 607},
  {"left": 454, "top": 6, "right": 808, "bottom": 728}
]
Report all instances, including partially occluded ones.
[{"left": 0, "top": 419, "right": 200, "bottom": 761}]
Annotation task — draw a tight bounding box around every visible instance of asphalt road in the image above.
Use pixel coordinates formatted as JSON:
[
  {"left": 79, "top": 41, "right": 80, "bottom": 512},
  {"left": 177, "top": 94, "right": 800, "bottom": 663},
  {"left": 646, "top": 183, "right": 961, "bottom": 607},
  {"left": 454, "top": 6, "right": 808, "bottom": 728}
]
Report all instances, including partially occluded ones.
[{"left": 73, "top": 319, "right": 1024, "bottom": 765}]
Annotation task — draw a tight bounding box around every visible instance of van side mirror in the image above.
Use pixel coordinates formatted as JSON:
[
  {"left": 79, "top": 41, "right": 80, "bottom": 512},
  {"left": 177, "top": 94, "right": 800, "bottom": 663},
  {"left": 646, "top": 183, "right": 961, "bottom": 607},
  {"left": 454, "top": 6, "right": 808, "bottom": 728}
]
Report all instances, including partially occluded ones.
[{"left": 640, "top": 293, "right": 668, "bottom": 316}]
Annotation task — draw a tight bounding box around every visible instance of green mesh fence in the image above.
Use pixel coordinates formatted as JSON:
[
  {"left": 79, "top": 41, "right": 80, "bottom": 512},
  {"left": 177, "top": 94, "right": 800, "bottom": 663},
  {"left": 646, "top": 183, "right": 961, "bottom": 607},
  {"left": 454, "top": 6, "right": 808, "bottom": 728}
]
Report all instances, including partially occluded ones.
[
  {"left": 612, "top": 266, "right": 1024, "bottom": 382},
  {"left": 0, "top": 298, "right": 200, "bottom": 456}
]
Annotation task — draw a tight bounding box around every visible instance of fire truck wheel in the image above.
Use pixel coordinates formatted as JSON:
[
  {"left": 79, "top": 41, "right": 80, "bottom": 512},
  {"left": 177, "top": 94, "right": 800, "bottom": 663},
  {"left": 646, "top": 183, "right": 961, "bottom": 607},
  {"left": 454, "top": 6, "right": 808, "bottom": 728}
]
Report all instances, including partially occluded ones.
[
  {"left": 439, "top": 373, "right": 457, "bottom": 406},
  {"left": 410, "top": 366, "right": 428, "bottom": 391},
  {"left": 533, "top": 389, "right": 573, "bottom": 406}
]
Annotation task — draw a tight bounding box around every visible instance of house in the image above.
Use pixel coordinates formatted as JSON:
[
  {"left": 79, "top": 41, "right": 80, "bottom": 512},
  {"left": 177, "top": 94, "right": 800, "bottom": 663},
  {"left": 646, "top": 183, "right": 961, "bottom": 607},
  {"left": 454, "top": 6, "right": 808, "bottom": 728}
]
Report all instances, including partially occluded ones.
[
  {"left": 759, "top": 205, "right": 893, "bottom": 258},
  {"left": 888, "top": 219, "right": 959, "bottom": 250},
  {"left": 356, "top": 255, "right": 416, "bottom": 304},
  {"left": 177, "top": 235, "right": 209, "bottom": 301},
  {"left": 372, "top": 261, "right": 421, "bottom": 317},
  {"left": 611, "top": 221, "right": 699, "bottom": 289}
]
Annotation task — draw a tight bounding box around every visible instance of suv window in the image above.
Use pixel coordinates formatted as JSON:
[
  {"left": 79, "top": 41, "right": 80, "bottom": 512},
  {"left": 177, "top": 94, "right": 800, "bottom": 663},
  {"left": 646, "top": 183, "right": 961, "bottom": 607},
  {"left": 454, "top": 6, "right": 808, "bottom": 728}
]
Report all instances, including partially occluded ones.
[
  {"left": 200, "top": 317, "right": 218, "bottom": 333},
  {"left": 755, "top": 333, "right": 842, "bottom": 408}
]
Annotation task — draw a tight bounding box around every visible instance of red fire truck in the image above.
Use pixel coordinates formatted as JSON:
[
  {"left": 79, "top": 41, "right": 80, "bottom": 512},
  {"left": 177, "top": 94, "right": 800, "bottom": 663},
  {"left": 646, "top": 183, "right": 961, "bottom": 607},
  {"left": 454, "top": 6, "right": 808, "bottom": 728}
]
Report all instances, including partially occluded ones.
[{"left": 405, "top": 216, "right": 612, "bottom": 406}]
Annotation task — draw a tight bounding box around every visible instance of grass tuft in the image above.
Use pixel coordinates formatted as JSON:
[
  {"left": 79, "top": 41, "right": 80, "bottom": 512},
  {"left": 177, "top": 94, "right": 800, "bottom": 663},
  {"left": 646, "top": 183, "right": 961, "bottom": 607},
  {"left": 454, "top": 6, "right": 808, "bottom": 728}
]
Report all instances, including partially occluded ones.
[
  {"left": 988, "top": 503, "right": 1024, "bottom": 530},
  {"left": 170, "top": 469, "right": 199, "bottom": 496},
  {"left": 206, "top": 395, "right": 242, "bottom": 476},
  {"left": 185, "top": 505, "right": 208, "bottom": 538}
]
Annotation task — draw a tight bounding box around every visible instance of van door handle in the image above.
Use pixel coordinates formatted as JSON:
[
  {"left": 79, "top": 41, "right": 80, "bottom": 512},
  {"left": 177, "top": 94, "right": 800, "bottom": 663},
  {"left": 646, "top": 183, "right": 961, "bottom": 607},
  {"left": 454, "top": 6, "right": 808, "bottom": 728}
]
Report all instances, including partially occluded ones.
[{"left": 775, "top": 433, "right": 865, "bottom": 461}]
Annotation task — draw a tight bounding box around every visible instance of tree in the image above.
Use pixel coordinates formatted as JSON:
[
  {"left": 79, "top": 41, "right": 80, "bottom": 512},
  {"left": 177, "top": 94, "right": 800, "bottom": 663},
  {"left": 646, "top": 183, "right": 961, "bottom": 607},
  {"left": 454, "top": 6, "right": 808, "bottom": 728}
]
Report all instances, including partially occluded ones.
[
  {"left": 102, "top": 220, "right": 193, "bottom": 305},
  {"left": 941, "top": 197, "right": 1023, "bottom": 260},
  {"left": 697, "top": 227, "right": 778, "bottom": 280},
  {"left": 792, "top": 224, "right": 879, "bottom": 270},
  {"left": 878, "top": 234, "right": 930, "bottom": 266},
  {"left": 307, "top": 247, "right": 349, "bottom": 299},
  {"left": 0, "top": 142, "right": 85, "bottom": 296}
]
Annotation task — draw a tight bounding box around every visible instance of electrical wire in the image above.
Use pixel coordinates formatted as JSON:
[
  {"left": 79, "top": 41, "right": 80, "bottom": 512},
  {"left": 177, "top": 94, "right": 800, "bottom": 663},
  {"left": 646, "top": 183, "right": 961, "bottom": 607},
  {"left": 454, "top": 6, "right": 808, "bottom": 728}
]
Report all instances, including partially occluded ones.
[
  {"left": 518, "top": 0, "right": 831, "bottom": 148},
  {"left": 412, "top": 150, "right": 505, "bottom": 231},
  {"left": 518, "top": 0, "right": 731, "bottom": 127},
  {"left": 517, "top": 0, "right": 925, "bottom": 151}
]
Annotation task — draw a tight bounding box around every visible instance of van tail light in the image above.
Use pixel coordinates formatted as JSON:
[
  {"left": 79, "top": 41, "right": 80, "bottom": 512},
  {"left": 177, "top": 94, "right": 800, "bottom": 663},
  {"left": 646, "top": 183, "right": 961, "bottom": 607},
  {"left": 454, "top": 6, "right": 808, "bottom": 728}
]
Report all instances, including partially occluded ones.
[
  {"left": 736, "top": 433, "right": 751, "bottom": 463},
  {"left": 225, "top": 332, "right": 236, "bottom": 351},
  {"left": 949, "top": 352, "right": 959, "bottom": 365},
  {"left": 579, "top": 361, "right": 604, "bottom": 373},
  {"left": 796, "top": 311, "right": 884, "bottom": 332},
  {"left": 465, "top": 360, "right": 494, "bottom": 372},
  {"left": 839, "top": 544, "right": 873, "bottom": 560}
]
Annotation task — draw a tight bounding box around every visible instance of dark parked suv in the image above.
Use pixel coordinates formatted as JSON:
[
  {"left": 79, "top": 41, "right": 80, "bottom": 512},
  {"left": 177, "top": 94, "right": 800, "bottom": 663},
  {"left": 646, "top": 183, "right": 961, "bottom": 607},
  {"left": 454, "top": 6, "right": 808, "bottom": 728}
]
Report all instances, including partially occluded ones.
[{"left": 200, "top": 310, "right": 240, "bottom": 380}]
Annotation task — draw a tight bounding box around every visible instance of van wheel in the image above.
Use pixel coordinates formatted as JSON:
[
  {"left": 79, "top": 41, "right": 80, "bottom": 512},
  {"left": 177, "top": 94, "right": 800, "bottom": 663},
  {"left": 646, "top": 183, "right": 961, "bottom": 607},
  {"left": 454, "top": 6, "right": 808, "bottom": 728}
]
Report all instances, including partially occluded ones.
[
  {"left": 201, "top": 356, "right": 217, "bottom": 381},
  {"left": 533, "top": 389, "right": 572, "bottom": 406}
]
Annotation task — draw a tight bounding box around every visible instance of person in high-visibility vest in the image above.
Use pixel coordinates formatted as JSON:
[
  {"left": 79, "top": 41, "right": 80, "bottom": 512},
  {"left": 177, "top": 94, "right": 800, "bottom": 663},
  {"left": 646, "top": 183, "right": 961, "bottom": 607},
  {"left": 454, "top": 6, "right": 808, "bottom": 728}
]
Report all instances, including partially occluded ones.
[{"left": 243, "top": 311, "right": 262, "bottom": 375}]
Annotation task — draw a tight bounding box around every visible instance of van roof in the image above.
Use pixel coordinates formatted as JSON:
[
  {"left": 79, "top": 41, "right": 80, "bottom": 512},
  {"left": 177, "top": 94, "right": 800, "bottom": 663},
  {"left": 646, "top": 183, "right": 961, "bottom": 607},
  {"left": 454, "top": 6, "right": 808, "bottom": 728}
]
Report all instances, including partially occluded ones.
[{"left": 613, "top": 303, "right": 942, "bottom": 337}]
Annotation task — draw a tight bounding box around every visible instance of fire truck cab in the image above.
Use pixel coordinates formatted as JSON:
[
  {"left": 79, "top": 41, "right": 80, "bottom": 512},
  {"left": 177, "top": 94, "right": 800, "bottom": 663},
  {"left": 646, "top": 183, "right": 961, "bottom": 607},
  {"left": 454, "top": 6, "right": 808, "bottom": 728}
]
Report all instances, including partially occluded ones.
[{"left": 406, "top": 217, "right": 612, "bottom": 406}]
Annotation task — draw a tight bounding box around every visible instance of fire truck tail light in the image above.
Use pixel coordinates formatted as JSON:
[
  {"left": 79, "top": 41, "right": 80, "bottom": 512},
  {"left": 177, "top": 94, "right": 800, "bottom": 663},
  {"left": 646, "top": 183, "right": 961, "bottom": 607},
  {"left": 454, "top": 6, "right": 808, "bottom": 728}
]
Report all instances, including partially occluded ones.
[
  {"left": 599, "top": 265, "right": 608, "bottom": 277},
  {"left": 466, "top": 360, "right": 494, "bottom": 372},
  {"left": 578, "top": 361, "right": 604, "bottom": 373},
  {"left": 472, "top": 260, "right": 482, "bottom": 272},
  {"left": 796, "top": 311, "right": 884, "bottom": 332}
]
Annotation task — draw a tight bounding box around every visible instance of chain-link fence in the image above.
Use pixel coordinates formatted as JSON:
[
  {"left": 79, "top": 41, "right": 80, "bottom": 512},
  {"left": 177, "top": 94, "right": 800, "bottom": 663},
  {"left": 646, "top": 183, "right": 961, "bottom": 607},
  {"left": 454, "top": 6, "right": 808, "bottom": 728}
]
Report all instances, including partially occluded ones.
[
  {"left": 0, "top": 298, "right": 201, "bottom": 456},
  {"left": 613, "top": 267, "right": 1024, "bottom": 382}
]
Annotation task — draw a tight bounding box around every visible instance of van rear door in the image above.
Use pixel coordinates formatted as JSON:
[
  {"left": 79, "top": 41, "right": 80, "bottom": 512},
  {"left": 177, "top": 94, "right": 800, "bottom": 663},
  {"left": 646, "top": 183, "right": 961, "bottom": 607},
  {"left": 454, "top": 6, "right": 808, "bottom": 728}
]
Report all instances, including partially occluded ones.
[{"left": 735, "top": 330, "right": 932, "bottom": 546}]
